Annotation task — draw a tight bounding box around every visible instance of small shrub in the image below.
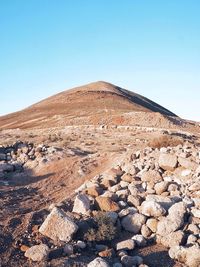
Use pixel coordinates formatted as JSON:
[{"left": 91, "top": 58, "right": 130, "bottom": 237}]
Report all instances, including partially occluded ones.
[
  {"left": 148, "top": 134, "right": 183, "bottom": 149},
  {"left": 84, "top": 212, "right": 117, "bottom": 242}
]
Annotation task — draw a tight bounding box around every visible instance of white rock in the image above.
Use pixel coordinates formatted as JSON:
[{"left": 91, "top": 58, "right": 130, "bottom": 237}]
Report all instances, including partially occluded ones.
[
  {"left": 159, "top": 153, "right": 178, "bottom": 171},
  {"left": 72, "top": 194, "right": 90, "bottom": 215},
  {"left": 88, "top": 257, "right": 110, "bottom": 267},
  {"left": 169, "top": 245, "right": 200, "bottom": 267},
  {"left": 25, "top": 244, "right": 49, "bottom": 262},
  {"left": 121, "top": 213, "right": 146, "bottom": 233},
  {"left": 39, "top": 207, "right": 78, "bottom": 242},
  {"left": 116, "top": 239, "right": 135, "bottom": 251},
  {"left": 140, "top": 200, "right": 166, "bottom": 217},
  {"left": 132, "top": 234, "right": 146, "bottom": 247}
]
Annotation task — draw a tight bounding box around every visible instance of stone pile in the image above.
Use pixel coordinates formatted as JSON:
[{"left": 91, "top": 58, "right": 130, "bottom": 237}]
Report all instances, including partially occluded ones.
[
  {"left": 0, "top": 141, "right": 62, "bottom": 179},
  {"left": 24, "top": 142, "right": 200, "bottom": 266}
]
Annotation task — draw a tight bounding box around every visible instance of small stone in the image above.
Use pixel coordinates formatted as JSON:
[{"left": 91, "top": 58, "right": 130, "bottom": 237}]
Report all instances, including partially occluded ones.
[
  {"left": 76, "top": 240, "right": 86, "bottom": 249},
  {"left": 146, "top": 218, "right": 158, "bottom": 233},
  {"left": 99, "top": 248, "right": 115, "bottom": 258},
  {"left": 25, "top": 244, "right": 49, "bottom": 262},
  {"left": 116, "top": 239, "right": 135, "bottom": 251},
  {"left": 63, "top": 244, "right": 73, "bottom": 255},
  {"left": 132, "top": 234, "right": 147, "bottom": 247},
  {"left": 121, "top": 255, "right": 143, "bottom": 267},
  {"left": 154, "top": 181, "right": 169, "bottom": 195},
  {"left": 88, "top": 257, "right": 110, "bottom": 267}
]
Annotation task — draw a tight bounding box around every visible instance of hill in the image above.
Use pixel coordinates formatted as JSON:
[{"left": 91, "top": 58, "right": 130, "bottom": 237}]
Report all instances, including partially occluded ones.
[{"left": 0, "top": 81, "right": 177, "bottom": 129}]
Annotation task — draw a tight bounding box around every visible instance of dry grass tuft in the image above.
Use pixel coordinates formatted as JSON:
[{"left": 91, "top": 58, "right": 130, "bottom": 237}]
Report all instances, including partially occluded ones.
[{"left": 148, "top": 134, "right": 183, "bottom": 149}]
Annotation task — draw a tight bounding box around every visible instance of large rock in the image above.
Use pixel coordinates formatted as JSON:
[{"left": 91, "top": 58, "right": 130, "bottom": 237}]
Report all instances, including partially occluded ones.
[
  {"left": 157, "top": 202, "right": 186, "bottom": 236},
  {"left": 121, "top": 255, "right": 143, "bottom": 267},
  {"left": 116, "top": 239, "right": 135, "bottom": 251},
  {"left": 25, "top": 244, "right": 49, "bottom": 262},
  {"left": 140, "top": 200, "right": 166, "bottom": 217},
  {"left": 158, "top": 230, "right": 185, "bottom": 248},
  {"left": 158, "top": 153, "right": 178, "bottom": 171},
  {"left": 39, "top": 207, "right": 78, "bottom": 242},
  {"left": 95, "top": 196, "right": 120, "bottom": 212},
  {"left": 87, "top": 257, "right": 110, "bottom": 267},
  {"left": 121, "top": 213, "right": 146, "bottom": 233},
  {"left": 72, "top": 194, "right": 90, "bottom": 215},
  {"left": 141, "top": 170, "right": 162, "bottom": 182},
  {"left": 178, "top": 157, "right": 198, "bottom": 171},
  {"left": 169, "top": 245, "right": 200, "bottom": 267}
]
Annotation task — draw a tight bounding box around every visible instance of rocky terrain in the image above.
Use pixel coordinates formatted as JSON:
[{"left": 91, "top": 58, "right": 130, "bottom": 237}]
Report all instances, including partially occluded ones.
[{"left": 0, "top": 82, "right": 200, "bottom": 267}]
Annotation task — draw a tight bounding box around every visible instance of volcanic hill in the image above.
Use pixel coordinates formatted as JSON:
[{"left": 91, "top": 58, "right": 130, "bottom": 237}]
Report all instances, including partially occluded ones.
[{"left": 0, "top": 81, "right": 178, "bottom": 129}]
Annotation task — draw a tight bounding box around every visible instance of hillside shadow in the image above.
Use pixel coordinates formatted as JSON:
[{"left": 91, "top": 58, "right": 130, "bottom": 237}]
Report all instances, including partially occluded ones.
[{"left": 0, "top": 165, "right": 55, "bottom": 187}]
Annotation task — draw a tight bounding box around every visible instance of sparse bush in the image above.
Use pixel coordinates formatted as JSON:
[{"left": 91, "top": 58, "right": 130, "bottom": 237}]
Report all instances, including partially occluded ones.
[
  {"left": 84, "top": 212, "right": 117, "bottom": 242},
  {"left": 148, "top": 134, "right": 183, "bottom": 149}
]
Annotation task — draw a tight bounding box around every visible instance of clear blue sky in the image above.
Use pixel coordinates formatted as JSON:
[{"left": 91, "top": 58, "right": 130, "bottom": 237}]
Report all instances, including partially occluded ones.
[{"left": 0, "top": 0, "right": 200, "bottom": 121}]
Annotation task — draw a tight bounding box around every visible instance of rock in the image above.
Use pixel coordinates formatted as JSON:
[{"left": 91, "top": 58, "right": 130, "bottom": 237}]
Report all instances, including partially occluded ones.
[
  {"left": 132, "top": 234, "right": 147, "bottom": 247},
  {"left": 121, "top": 213, "right": 146, "bottom": 233},
  {"left": 121, "top": 173, "right": 134, "bottom": 183},
  {"left": 127, "top": 195, "right": 142, "bottom": 207},
  {"left": 191, "top": 208, "right": 200, "bottom": 218},
  {"left": 63, "top": 244, "right": 73, "bottom": 255},
  {"left": 86, "top": 186, "right": 103, "bottom": 197},
  {"left": 0, "top": 153, "right": 6, "bottom": 161},
  {"left": 154, "top": 181, "right": 169, "bottom": 195},
  {"left": 158, "top": 230, "right": 185, "bottom": 247},
  {"left": 88, "top": 257, "right": 110, "bottom": 267},
  {"left": 178, "top": 157, "right": 198, "bottom": 171},
  {"left": 0, "top": 163, "right": 14, "bottom": 172},
  {"left": 39, "top": 207, "right": 78, "bottom": 242},
  {"left": 140, "top": 200, "right": 166, "bottom": 217},
  {"left": 146, "top": 218, "right": 158, "bottom": 232},
  {"left": 169, "top": 245, "right": 200, "bottom": 267},
  {"left": 121, "top": 255, "right": 143, "bottom": 267},
  {"left": 187, "top": 234, "right": 197, "bottom": 245},
  {"left": 158, "top": 153, "right": 177, "bottom": 171},
  {"left": 99, "top": 248, "right": 115, "bottom": 258},
  {"left": 76, "top": 240, "right": 86, "bottom": 249},
  {"left": 25, "top": 244, "right": 49, "bottom": 262},
  {"left": 141, "top": 224, "right": 152, "bottom": 238},
  {"left": 157, "top": 202, "right": 186, "bottom": 236},
  {"left": 141, "top": 170, "right": 162, "bottom": 182},
  {"left": 116, "top": 239, "right": 135, "bottom": 251},
  {"left": 72, "top": 194, "right": 91, "bottom": 215},
  {"left": 95, "top": 196, "right": 120, "bottom": 212}
]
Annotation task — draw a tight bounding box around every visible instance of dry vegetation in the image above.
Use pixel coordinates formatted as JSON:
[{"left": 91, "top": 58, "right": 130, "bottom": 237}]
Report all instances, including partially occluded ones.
[{"left": 147, "top": 134, "right": 184, "bottom": 149}]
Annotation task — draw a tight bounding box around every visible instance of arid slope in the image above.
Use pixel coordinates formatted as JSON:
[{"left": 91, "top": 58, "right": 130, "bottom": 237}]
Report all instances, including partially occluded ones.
[{"left": 0, "top": 81, "right": 177, "bottom": 129}]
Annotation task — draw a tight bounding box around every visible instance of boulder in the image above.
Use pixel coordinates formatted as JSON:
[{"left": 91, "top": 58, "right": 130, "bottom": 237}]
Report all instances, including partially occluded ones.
[
  {"left": 39, "top": 207, "right": 78, "bottom": 242},
  {"left": 25, "top": 244, "right": 49, "bottom": 262},
  {"left": 95, "top": 196, "right": 120, "bottom": 212},
  {"left": 158, "top": 153, "right": 177, "bottom": 171},
  {"left": 157, "top": 202, "right": 186, "bottom": 236},
  {"left": 141, "top": 170, "right": 162, "bottom": 182},
  {"left": 140, "top": 200, "right": 166, "bottom": 217},
  {"left": 132, "top": 234, "right": 147, "bottom": 247},
  {"left": 169, "top": 245, "right": 200, "bottom": 267},
  {"left": 72, "top": 194, "right": 91, "bottom": 215},
  {"left": 178, "top": 157, "right": 198, "bottom": 171},
  {"left": 158, "top": 230, "right": 185, "bottom": 248},
  {"left": 121, "top": 213, "right": 146, "bottom": 233}
]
